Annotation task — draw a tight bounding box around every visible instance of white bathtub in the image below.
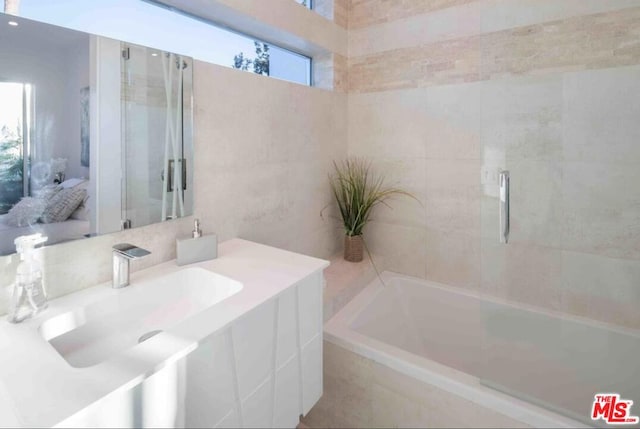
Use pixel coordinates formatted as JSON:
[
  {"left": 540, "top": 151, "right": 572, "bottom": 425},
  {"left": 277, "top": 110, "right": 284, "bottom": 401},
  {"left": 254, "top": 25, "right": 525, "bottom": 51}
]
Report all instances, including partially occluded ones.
[{"left": 324, "top": 271, "right": 640, "bottom": 428}]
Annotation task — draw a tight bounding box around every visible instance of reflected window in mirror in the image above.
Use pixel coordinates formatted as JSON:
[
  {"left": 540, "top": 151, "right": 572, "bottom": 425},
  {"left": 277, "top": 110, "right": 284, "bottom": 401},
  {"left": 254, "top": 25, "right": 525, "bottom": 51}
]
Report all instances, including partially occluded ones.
[
  {"left": 0, "top": 82, "right": 32, "bottom": 214},
  {"left": 0, "top": 14, "right": 193, "bottom": 256},
  {"left": 0, "top": 17, "right": 92, "bottom": 256}
]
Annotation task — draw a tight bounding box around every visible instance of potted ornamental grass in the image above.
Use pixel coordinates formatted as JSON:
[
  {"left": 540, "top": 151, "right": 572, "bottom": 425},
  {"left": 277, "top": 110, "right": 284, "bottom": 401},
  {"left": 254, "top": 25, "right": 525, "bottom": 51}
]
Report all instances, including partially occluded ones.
[{"left": 329, "top": 158, "right": 415, "bottom": 262}]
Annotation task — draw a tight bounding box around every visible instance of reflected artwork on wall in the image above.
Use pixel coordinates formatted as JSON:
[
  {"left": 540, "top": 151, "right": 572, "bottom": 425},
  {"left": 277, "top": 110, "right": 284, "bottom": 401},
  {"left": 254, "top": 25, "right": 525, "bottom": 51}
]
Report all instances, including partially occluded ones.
[{"left": 80, "top": 86, "right": 89, "bottom": 168}]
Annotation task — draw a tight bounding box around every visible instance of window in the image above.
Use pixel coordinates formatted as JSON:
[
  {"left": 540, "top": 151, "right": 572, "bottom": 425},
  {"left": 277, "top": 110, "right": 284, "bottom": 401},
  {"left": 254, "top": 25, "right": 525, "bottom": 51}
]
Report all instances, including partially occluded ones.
[
  {"left": 5, "top": 0, "right": 312, "bottom": 86},
  {"left": 0, "top": 83, "right": 32, "bottom": 214}
]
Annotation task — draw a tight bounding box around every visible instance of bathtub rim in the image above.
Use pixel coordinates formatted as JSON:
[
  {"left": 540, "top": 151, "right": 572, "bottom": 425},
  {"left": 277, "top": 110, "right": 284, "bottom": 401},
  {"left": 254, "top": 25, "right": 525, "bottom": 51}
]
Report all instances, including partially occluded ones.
[{"left": 324, "top": 270, "right": 598, "bottom": 429}]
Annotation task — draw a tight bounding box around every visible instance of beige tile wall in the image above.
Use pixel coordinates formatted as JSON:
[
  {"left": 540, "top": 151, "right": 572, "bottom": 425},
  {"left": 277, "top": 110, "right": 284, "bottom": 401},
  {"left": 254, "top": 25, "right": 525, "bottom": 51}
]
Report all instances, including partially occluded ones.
[
  {"left": 3, "top": 0, "right": 638, "bottom": 332},
  {"left": 347, "top": 1, "right": 640, "bottom": 330},
  {"left": 349, "top": 6, "right": 640, "bottom": 93},
  {"left": 0, "top": 218, "right": 193, "bottom": 316},
  {"left": 192, "top": 61, "right": 347, "bottom": 257},
  {"left": 313, "top": 52, "right": 348, "bottom": 92},
  {"left": 333, "top": 0, "right": 348, "bottom": 28},
  {"left": 314, "top": 0, "right": 348, "bottom": 28},
  {"left": 349, "top": 0, "right": 475, "bottom": 29},
  {"left": 307, "top": 0, "right": 349, "bottom": 91},
  {"left": 301, "top": 341, "right": 531, "bottom": 428},
  {"left": 348, "top": 0, "right": 640, "bottom": 58},
  {"left": 0, "top": 60, "right": 347, "bottom": 316}
]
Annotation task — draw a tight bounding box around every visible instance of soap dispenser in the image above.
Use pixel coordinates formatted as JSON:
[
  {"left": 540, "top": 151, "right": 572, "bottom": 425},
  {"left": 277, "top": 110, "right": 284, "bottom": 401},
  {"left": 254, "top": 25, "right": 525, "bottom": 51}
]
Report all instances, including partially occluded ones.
[
  {"left": 8, "top": 233, "right": 48, "bottom": 323},
  {"left": 176, "top": 219, "right": 218, "bottom": 266}
]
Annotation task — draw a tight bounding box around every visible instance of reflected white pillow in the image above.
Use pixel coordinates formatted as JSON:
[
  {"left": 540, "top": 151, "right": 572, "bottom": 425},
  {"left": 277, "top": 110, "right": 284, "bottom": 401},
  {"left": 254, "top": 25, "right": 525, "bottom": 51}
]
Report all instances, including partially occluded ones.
[
  {"left": 4, "top": 197, "right": 47, "bottom": 227},
  {"left": 69, "top": 180, "right": 91, "bottom": 221},
  {"left": 75, "top": 181, "right": 90, "bottom": 204},
  {"left": 70, "top": 202, "right": 90, "bottom": 221},
  {"left": 40, "top": 188, "right": 87, "bottom": 224}
]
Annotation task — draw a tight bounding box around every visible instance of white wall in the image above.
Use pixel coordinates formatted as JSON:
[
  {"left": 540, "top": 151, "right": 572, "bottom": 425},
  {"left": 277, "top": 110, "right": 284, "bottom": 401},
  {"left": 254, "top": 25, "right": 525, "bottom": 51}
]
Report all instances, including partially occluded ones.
[
  {"left": 59, "top": 38, "right": 90, "bottom": 180},
  {"left": 0, "top": 21, "right": 89, "bottom": 186}
]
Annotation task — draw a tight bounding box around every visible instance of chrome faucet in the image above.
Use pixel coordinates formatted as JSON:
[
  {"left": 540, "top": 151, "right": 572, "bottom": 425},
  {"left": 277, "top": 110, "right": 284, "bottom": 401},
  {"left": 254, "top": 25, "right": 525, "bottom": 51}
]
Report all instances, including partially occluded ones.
[{"left": 112, "top": 243, "right": 151, "bottom": 288}]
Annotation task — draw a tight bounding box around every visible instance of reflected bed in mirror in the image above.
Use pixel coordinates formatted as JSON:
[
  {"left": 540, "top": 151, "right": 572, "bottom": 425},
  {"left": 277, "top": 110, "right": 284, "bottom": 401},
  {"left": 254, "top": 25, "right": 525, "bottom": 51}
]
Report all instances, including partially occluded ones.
[{"left": 0, "top": 14, "right": 193, "bottom": 256}]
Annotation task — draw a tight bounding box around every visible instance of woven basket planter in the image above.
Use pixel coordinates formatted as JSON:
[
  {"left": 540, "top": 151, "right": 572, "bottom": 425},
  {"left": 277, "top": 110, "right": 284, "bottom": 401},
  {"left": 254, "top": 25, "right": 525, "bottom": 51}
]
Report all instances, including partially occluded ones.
[{"left": 344, "top": 234, "right": 364, "bottom": 262}]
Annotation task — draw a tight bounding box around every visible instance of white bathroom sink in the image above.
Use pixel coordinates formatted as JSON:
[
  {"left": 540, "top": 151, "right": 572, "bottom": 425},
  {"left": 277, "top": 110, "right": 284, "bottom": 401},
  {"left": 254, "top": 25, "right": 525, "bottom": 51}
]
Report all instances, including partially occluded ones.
[{"left": 39, "top": 267, "right": 242, "bottom": 368}]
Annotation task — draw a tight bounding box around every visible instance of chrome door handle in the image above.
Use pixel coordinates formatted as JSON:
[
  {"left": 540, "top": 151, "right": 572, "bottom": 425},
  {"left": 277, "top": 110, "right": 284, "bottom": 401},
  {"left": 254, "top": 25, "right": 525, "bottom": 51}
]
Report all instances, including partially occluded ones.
[
  {"left": 499, "top": 170, "right": 510, "bottom": 244},
  {"left": 165, "top": 159, "right": 187, "bottom": 192}
]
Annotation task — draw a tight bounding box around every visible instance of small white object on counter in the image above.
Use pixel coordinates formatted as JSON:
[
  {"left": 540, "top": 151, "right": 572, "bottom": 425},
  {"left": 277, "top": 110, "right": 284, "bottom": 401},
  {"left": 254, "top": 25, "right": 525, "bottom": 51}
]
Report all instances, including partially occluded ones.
[{"left": 0, "top": 239, "right": 328, "bottom": 428}]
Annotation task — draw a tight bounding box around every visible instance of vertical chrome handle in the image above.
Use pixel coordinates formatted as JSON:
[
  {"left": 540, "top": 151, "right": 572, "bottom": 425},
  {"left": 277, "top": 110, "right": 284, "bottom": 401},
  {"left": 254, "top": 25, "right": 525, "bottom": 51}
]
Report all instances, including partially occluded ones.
[{"left": 499, "top": 170, "right": 510, "bottom": 244}]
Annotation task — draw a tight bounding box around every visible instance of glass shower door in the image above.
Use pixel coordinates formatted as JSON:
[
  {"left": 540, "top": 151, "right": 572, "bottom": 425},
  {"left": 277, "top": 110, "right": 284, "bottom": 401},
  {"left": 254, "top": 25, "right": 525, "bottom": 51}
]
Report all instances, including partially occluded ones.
[
  {"left": 121, "top": 43, "right": 193, "bottom": 229},
  {"left": 476, "top": 72, "right": 589, "bottom": 422},
  {"left": 477, "top": 34, "right": 640, "bottom": 425}
]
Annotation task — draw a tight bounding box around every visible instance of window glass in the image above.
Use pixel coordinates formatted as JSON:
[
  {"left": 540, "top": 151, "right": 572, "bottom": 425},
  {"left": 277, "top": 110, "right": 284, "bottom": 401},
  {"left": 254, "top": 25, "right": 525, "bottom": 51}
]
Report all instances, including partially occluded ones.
[
  {"left": 5, "top": 0, "right": 311, "bottom": 85},
  {"left": 0, "top": 83, "right": 30, "bottom": 214}
]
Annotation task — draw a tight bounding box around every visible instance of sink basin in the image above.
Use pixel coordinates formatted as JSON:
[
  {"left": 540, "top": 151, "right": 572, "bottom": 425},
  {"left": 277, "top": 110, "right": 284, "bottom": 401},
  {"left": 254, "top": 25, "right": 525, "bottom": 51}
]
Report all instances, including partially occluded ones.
[{"left": 39, "top": 267, "right": 242, "bottom": 368}]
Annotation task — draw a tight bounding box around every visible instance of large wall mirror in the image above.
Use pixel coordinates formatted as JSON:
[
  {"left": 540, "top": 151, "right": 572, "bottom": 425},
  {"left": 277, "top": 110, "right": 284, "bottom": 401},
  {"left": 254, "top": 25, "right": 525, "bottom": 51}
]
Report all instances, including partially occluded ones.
[{"left": 0, "top": 14, "right": 193, "bottom": 256}]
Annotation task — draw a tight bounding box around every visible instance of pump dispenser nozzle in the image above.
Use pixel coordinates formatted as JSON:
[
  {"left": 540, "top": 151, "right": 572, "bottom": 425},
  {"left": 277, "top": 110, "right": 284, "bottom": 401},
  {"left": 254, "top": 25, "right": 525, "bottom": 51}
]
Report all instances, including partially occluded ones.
[{"left": 192, "top": 219, "right": 202, "bottom": 238}]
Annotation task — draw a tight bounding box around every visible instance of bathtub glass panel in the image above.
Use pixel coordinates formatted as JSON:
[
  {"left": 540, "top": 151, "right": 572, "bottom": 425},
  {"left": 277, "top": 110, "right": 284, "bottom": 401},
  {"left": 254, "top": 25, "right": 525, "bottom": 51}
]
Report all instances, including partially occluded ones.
[
  {"left": 479, "top": 301, "right": 640, "bottom": 425},
  {"left": 477, "top": 24, "right": 640, "bottom": 426}
]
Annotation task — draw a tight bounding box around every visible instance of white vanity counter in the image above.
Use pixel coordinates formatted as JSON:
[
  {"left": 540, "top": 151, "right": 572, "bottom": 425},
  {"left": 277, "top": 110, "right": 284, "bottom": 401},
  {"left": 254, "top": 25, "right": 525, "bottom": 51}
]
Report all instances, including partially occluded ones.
[{"left": 0, "top": 239, "right": 329, "bottom": 428}]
